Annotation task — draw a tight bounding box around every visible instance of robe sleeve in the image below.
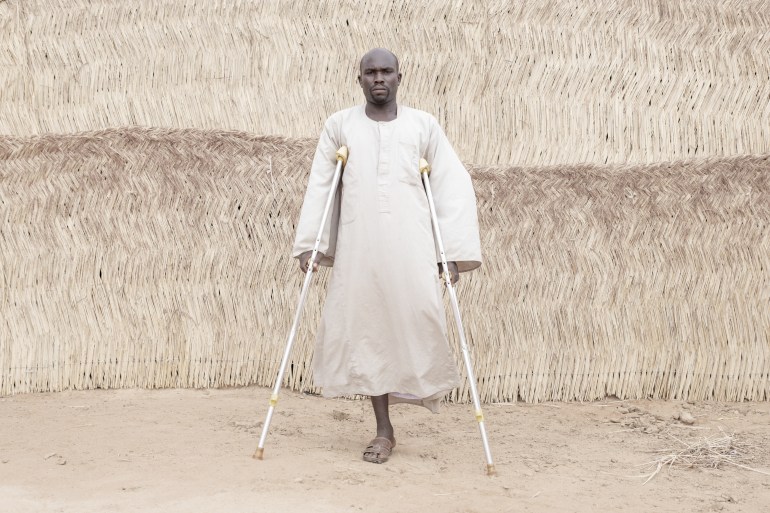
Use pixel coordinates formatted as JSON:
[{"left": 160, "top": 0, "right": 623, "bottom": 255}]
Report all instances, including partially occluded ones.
[
  {"left": 291, "top": 118, "right": 341, "bottom": 267},
  {"left": 424, "top": 118, "right": 482, "bottom": 272}
]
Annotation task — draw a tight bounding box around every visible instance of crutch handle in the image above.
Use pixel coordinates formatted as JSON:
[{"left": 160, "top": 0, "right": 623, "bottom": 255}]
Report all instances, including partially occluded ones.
[
  {"left": 419, "top": 158, "right": 431, "bottom": 175},
  {"left": 336, "top": 146, "right": 349, "bottom": 166}
]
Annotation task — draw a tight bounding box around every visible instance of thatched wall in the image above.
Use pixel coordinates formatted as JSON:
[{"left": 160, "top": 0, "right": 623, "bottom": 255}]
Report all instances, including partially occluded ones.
[
  {"left": 2, "top": 128, "right": 768, "bottom": 401},
  {"left": 2, "top": 0, "right": 769, "bottom": 401},
  {"left": 1, "top": 0, "right": 769, "bottom": 166}
]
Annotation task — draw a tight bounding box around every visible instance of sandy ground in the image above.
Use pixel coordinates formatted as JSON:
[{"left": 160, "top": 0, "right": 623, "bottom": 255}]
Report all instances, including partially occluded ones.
[{"left": 1, "top": 388, "right": 768, "bottom": 513}]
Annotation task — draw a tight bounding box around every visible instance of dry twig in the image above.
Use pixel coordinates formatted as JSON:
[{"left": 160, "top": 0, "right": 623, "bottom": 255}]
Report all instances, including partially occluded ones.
[{"left": 637, "top": 432, "right": 770, "bottom": 484}]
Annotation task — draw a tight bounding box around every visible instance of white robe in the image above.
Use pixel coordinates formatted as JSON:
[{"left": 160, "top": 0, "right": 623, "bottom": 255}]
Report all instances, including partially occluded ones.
[{"left": 292, "top": 105, "right": 482, "bottom": 408}]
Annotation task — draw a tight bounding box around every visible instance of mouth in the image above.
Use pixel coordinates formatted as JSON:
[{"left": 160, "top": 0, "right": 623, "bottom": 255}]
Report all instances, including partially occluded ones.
[{"left": 371, "top": 87, "right": 387, "bottom": 93}]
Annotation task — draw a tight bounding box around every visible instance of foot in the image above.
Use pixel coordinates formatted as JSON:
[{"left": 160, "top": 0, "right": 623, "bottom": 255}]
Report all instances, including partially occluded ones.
[{"left": 363, "top": 436, "right": 396, "bottom": 464}]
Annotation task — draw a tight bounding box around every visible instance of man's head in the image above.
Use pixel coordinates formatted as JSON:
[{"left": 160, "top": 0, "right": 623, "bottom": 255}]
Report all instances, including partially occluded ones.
[{"left": 358, "top": 48, "right": 401, "bottom": 106}]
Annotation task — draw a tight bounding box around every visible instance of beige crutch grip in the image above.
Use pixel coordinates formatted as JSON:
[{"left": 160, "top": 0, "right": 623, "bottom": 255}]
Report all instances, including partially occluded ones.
[
  {"left": 336, "top": 146, "right": 349, "bottom": 166},
  {"left": 419, "top": 158, "right": 431, "bottom": 175}
]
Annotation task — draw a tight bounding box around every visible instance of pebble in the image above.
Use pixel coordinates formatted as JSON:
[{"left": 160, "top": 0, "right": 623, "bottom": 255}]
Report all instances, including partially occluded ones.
[
  {"left": 331, "top": 410, "right": 350, "bottom": 421},
  {"left": 679, "top": 411, "right": 696, "bottom": 425}
]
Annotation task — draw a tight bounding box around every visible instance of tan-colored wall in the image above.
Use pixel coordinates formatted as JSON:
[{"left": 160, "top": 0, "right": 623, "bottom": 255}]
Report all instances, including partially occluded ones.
[
  {"left": 2, "top": 0, "right": 769, "bottom": 166},
  {"left": 2, "top": 129, "right": 768, "bottom": 401},
  {"left": 2, "top": 1, "right": 769, "bottom": 401}
]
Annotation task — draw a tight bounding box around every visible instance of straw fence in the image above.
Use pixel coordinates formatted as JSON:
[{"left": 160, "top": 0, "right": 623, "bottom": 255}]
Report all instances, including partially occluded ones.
[
  {"left": 1, "top": 128, "right": 768, "bottom": 401},
  {"left": 1, "top": 0, "right": 769, "bottom": 401},
  {"left": 2, "top": 0, "right": 770, "bottom": 166}
]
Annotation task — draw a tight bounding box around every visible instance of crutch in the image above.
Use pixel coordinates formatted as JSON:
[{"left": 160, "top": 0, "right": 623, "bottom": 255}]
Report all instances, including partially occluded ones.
[
  {"left": 253, "top": 145, "right": 348, "bottom": 460},
  {"left": 419, "top": 158, "right": 496, "bottom": 476}
]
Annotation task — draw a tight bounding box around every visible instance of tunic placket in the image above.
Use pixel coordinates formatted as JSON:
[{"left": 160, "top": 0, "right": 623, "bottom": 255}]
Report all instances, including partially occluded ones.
[{"left": 376, "top": 122, "right": 391, "bottom": 214}]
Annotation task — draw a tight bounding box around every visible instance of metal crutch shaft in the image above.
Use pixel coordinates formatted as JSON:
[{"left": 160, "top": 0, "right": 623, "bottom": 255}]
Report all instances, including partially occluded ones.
[
  {"left": 419, "top": 158, "right": 496, "bottom": 476},
  {"left": 254, "top": 145, "right": 348, "bottom": 460}
]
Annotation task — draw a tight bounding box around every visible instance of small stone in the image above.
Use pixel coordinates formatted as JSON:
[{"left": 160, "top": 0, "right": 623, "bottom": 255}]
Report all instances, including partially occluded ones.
[
  {"left": 1, "top": 459, "right": 9, "bottom": 464},
  {"left": 610, "top": 458, "right": 618, "bottom": 463},
  {"left": 623, "top": 419, "right": 641, "bottom": 429},
  {"left": 679, "top": 411, "right": 696, "bottom": 425},
  {"left": 617, "top": 407, "right": 629, "bottom": 414},
  {"left": 331, "top": 410, "right": 350, "bottom": 421},
  {"left": 294, "top": 477, "right": 304, "bottom": 484}
]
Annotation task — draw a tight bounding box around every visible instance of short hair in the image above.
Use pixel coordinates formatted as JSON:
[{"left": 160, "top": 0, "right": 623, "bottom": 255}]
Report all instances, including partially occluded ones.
[{"left": 359, "top": 48, "right": 399, "bottom": 74}]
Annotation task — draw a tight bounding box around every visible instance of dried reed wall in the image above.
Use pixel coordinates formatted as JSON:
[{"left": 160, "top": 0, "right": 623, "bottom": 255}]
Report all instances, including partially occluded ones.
[
  {"left": 1, "top": 128, "right": 768, "bottom": 401},
  {"left": 1, "top": 0, "right": 769, "bottom": 401},
  {"left": 1, "top": 0, "right": 769, "bottom": 166}
]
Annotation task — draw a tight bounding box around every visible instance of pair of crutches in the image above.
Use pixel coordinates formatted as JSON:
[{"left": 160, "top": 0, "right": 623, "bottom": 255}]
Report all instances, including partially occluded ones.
[{"left": 254, "top": 146, "right": 496, "bottom": 476}]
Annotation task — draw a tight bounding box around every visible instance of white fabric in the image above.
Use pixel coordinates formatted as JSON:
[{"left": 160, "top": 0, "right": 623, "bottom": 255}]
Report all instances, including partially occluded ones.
[{"left": 292, "top": 104, "right": 482, "bottom": 402}]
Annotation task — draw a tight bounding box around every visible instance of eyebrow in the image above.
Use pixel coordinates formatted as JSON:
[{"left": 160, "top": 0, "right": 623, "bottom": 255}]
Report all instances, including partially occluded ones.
[{"left": 362, "top": 66, "right": 396, "bottom": 72}]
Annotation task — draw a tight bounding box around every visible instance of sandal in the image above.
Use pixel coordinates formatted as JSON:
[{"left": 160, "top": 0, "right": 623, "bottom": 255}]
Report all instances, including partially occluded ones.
[{"left": 363, "top": 437, "right": 396, "bottom": 464}]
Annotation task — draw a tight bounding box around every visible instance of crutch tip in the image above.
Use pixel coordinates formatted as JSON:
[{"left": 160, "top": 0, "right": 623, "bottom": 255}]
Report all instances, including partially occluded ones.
[
  {"left": 253, "top": 448, "right": 264, "bottom": 460},
  {"left": 486, "top": 464, "right": 497, "bottom": 476}
]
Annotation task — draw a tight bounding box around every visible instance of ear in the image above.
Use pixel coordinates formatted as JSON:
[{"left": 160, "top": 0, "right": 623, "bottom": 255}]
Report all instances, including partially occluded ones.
[
  {"left": 397, "top": 72, "right": 402, "bottom": 85},
  {"left": 357, "top": 74, "right": 362, "bottom": 85}
]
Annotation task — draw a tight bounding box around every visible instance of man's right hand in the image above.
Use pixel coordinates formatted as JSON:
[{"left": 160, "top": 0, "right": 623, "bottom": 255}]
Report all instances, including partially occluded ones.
[{"left": 299, "top": 251, "right": 325, "bottom": 273}]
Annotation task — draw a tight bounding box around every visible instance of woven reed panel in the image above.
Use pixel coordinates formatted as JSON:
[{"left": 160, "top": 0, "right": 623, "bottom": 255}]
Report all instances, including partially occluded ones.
[
  {"left": 1, "top": 0, "right": 769, "bottom": 166},
  {"left": 1, "top": 128, "right": 768, "bottom": 401}
]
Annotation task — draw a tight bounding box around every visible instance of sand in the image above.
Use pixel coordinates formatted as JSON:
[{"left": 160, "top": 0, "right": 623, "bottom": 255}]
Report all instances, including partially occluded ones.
[{"left": 1, "top": 387, "right": 768, "bottom": 513}]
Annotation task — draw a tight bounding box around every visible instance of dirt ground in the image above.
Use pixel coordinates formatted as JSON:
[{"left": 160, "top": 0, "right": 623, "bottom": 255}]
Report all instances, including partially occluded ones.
[{"left": 1, "top": 387, "right": 768, "bottom": 513}]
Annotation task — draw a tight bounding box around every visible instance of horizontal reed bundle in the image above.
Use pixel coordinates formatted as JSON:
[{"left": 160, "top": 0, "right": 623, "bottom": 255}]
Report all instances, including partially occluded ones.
[
  {"left": 1, "top": 127, "right": 768, "bottom": 401},
  {"left": 1, "top": 0, "right": 769, "bottom": 166}
]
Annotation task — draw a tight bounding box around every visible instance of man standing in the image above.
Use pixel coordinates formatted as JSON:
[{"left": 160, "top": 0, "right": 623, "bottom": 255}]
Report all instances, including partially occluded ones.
[{"left": 292, "top": 48, "right": 482, "bottom": 464}]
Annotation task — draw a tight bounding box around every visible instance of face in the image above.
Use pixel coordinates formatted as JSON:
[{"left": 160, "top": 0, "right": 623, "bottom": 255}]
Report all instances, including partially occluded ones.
[{"left": 358, "top": 50, "right": 401, "bottom": 105}]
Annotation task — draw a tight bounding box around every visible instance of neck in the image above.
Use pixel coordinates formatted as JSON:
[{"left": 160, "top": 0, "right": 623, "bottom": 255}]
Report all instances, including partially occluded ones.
[{"left": 365, "top": 101, "right": 398, "bottom": 122}]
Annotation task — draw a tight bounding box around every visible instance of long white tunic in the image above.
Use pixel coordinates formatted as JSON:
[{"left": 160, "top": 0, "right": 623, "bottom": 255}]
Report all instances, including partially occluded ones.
[{"left": 292, "top": 105, "right": 482, "bottom": 405}]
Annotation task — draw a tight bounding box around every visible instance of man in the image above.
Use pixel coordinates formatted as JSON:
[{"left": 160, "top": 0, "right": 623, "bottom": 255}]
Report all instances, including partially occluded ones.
[{"left": 292, "top": 48, "right": 481, "bottom": 464}]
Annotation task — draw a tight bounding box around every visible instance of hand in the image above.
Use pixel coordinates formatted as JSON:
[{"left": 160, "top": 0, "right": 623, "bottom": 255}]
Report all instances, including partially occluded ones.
[
  {"left": 299, "top": 251, "right": 325, "bottom": 273},
  {"left": 438, "top": 261, "right": 459, "bottom": 285}
]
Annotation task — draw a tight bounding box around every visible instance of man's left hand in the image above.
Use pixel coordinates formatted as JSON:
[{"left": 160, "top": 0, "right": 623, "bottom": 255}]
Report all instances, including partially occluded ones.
[{"left": 438, "top": 261, "right": 459, "bottom": 285}]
